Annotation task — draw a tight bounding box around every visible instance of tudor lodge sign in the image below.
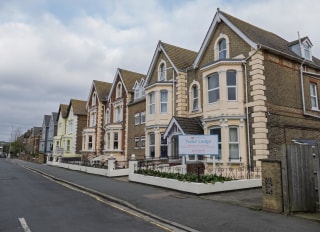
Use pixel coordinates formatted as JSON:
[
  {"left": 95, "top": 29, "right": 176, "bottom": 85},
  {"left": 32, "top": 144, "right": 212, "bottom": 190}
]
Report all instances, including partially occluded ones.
[{"left": 178, "top": 135, "right": 218, "bottom": 155}]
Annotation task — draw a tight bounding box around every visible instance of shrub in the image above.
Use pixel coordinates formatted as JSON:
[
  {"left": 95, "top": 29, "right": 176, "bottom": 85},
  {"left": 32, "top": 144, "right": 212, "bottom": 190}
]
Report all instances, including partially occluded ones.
[{"left": 134, "top": 169, "right": 232, "bottom": 184}]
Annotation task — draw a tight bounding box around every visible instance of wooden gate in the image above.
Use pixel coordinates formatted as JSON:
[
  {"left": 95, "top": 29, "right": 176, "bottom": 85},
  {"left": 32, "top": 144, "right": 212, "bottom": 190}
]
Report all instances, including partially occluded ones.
[{"left": 282, "top": 144, "right": 320, "bottom": 212}]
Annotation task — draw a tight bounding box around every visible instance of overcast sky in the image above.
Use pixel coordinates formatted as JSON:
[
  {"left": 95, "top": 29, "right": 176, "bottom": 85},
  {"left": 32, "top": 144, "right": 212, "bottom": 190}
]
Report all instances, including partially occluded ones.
[{"left": 0, "top": 0, "right": 319, "bottom": 141}]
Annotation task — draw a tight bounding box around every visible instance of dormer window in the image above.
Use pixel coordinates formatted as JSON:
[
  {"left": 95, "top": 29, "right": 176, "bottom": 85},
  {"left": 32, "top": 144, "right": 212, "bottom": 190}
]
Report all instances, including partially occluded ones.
[
  {"left": 159, "top": 62, "right": 166, "bottom": 81},
  {"left": 289, "top": 37, "right": 313, "bottom": 61},
  {"left": 303, "top": 43, "right": 311, "bottom": 60}
]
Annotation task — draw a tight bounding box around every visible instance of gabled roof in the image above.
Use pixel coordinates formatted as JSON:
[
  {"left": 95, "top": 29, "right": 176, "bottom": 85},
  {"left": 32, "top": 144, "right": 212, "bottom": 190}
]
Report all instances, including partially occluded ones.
[
  {"left": 194, "top": 9, "right": 320, "bottom": 68},
  {"left": 68, "top": 99, "right": 87, "bottom": 116},
  {"left": 288, "top": 36, "right": 313, "bottom": 47},
  {"left": 42, "top": 115, "right": 51, "bottom": 127},
  {"left": 51, "top": 112, "right": 58, "bottom": 125},
  {"left": 145, "top": 41, "right": 197, "bottom": 85},
  {"left": 108, "top": 68, "right": 146, "bottom": 100},
  {"left": 32, "top": 127, "right": 42, "bottom": 136},
  {"left": 164, "top": 116, "right": 203, "bottom": 138},
  {"left": 86, "top": 80, "right": 112, "bottom": 108},
  {"left": 57, "top": 104, "right": 68, "bottom": 121}
]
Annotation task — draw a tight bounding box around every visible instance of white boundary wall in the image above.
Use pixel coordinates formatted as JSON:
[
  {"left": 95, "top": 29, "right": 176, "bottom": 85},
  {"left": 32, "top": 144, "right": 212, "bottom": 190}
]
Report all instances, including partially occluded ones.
[
  {"left": 128, "top": 159, "right": 261, "bottom": 195},
  {"left": 47, "top": 159, "right": 129, "bottom": 177}
]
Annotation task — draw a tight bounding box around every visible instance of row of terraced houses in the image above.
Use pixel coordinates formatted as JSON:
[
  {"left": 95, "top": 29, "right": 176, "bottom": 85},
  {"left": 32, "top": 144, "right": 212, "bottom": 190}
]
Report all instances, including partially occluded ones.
[{"left": 35, "top": 9, "right": 320, "bottom": 169}]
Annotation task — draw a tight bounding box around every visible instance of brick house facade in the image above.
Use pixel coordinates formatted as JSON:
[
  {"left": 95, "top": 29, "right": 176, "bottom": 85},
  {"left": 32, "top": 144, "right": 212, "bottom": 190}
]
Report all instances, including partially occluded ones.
[{"left": 81, "top": 80, "right": 112, "bottom": 163}]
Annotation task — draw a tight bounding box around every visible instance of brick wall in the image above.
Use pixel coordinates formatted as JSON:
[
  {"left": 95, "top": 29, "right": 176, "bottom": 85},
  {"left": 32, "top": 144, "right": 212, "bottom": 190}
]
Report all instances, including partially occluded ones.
[{"left": 261, "top": 159, "right": 283, "bottom": 213}]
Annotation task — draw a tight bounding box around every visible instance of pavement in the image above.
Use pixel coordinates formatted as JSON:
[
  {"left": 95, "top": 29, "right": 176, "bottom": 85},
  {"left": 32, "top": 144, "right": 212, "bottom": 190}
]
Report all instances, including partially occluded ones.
[{"left": 9, "top": 159, "right": 320, "bottom": 232}]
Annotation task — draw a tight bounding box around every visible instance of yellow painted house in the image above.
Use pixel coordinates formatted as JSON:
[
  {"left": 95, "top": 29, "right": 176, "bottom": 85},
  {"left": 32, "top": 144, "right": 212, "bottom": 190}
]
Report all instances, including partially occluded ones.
[{"left": 52, "top": 99, "right": 87, "bottom": 161}]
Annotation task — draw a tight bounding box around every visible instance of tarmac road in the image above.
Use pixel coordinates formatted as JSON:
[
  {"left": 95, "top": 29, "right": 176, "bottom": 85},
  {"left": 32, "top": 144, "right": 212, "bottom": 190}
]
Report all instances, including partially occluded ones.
[{"left": 8, "top": 159, "right": 320, "bottom": 232}]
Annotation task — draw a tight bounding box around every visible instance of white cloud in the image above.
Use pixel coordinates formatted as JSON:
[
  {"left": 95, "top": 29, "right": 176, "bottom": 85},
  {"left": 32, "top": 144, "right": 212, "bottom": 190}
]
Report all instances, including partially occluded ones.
[{"left": 0, "top": 0, "right": 320, "bottom": 141}]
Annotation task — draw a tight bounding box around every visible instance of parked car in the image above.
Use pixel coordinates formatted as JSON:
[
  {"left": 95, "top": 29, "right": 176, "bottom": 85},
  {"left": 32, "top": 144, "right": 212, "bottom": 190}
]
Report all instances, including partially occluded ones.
[{"left": 0, "top": 153, "right": 6, "bottom": 158}]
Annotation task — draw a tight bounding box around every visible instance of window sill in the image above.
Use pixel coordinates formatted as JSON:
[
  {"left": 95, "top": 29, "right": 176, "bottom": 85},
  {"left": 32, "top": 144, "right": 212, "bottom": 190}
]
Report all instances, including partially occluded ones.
[
  {"left": 227, "top": 160, "right": 242, "bottom": 164},
  {"left": 311, "top": 107, "right": 320, "bottom": 112}
]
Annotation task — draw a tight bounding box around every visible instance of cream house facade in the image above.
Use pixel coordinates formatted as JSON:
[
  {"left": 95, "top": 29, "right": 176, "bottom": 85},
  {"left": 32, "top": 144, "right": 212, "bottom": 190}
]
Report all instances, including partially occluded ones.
[{"left": 144, "top": 41, "right": 197, "bottom": 159}]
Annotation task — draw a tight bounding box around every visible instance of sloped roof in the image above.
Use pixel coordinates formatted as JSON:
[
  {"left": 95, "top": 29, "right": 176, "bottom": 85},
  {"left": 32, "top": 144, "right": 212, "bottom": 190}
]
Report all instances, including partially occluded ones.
[
  {"left": 33, "top": 127, "right": 42, "bottom": 136},
  {"left": 174, "top": 116, "right": 203, "bottom": 135},
  {"left": 195, "top": 9, "right": 320, "bottom": 67},
  {"left": 108, "top": 68, "right": 145, "bottom": 100},
  {"left": 164, "top": 116, "right": 203, "bottom": 138},
  {"left": 58, "top": 104, "right": 69, "bottom": 119},
  {"left": 119, "top": 68, "right": 146, "bottom": 90},
  {"left": 93, "top": 80, "right": 112, "bottom": 101},
  {"left": 51, "top": 112, "right": 58, "bottom": 125},
  {"left": 145, "top": 41, "right": 197, "bottom": 85},
  {"left": 69, "top": 99, "right": 87, "bottom": 116},
  {"left": 43, "top": 115, "right": 51, "bottom": 127},
  {"left": 160, "top": 41, "right": 197, "bottom": 71}
]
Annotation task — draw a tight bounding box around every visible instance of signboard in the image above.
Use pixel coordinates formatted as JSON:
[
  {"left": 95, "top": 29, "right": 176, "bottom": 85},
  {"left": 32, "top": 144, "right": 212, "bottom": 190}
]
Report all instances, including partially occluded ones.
[{"left": 178, "top": 135, "right": 218, "bottom": 155}]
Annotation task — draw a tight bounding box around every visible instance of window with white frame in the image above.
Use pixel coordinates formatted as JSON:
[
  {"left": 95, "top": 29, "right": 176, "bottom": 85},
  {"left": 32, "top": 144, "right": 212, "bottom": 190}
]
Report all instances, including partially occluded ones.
[
  {"left": 192, "top": 85, "right": 199, "bottom": 111},
  {"left": 90, "top": 111, "right": 96, "bottom": 127},
  {"left": 92, "top": 92, "right": 96, "bottom": 106},
  {"left": 209, "top": 128, "right": 221, "bottom": 159},
  {"left": 141, "top": 112, "right": 146, "bottom": 124},
  {"left": 310, "top": 82, "right": 319, "bottom": 110},
  {"left": 160, "top": 133, "right": 168, "bottom": 158},
  {"left": 116, "top": 82, "right": 122, "bottom": 99},
  {"left": 114, "top": 132, "right": 119, "bottom": 150},
  {"left": 105, "top": 109, "right": 110, "bottom": 124},
  {"left": 229, "top": 127, "right": 239, "bottom": 161},
  {"left": 208, "top": 73, "right": 220, "bottom": 103},
  {"left": 227, "top": 70, "right": 237, "bottom": 101},
  {"left": 149, "top": 133, "right": 155, "bottom": 158},
  {"left": 115, "top": 106, "right": 122, "bottom": 122},
  {"left": 105, "top": 133, "right": 110, "bottom": 150},
  {"left": 88, "top": 135, "right": 93, "bottom": 150},
  {"left": 218, "top": 38, "right": 227, "bottom": 59},
  {"left": 141, "top": 136, "right": 145, "bottom": 148},
  {"left": 160, "top": 90, "right": 168, "bottom": 113},
  {"left": 149, "top": 92, "right": 155, "bottom": 114},
  {"left": 134, "top": 137, "right": 140, "bottom": 149},
  {"left": 66, "top": 140, "right": 70, "bottom": 152},
  {"left": 67, "top": 120, "right": 73, "bottom": 134},
  {"left": 303, "top": 43, "right": 311, "bottom": 60},
  {"left": 159, "top": 62, "right": 166, "bottom": 81},
  {"left": 134, "top": 113, "right": 140, "bottom": 125}
]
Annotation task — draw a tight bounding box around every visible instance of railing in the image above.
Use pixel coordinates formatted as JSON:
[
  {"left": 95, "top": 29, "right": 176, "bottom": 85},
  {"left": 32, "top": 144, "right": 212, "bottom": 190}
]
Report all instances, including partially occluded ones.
[
  {"left": 136, "top": 159, "right": 261, "bottom": 180},
  {"left": 115, "top": 160, "right": 129, "bottom": 169}
]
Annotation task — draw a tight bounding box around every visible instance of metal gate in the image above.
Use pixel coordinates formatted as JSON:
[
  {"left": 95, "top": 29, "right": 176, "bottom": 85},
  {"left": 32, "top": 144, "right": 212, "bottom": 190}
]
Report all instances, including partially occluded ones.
[{"left": 282, "top": 144, "right": 320, "bottom": 212}]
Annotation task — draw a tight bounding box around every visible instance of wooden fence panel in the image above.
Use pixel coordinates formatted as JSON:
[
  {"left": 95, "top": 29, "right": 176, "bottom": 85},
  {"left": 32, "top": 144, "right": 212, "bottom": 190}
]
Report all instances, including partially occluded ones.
[{"left": 286, "top": 145, "right": 317, "bottom": 212}]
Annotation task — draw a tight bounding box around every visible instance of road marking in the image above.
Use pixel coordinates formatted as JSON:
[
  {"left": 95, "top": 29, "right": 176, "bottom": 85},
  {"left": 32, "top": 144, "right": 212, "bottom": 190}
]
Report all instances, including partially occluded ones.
[{"left": 18, "top": 217, "right": 32, "bottom": 232}]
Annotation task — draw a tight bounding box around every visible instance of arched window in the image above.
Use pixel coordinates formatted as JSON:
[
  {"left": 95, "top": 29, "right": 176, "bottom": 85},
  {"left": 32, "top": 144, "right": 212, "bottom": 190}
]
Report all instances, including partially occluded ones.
[
  {"left": 116, "top": 82, "right": 122, "bottom": 98},
  {"left": 218, "top": 39, "right": 227, "bottom": 59},
  {"left": 159, "top": 62, "right": 166, "bottom": 81},
  {"left": 105, "top": 109, "right": 110, "bottom": 124},
  {"left": 92, "top": 92, "right": 96, "bottom": 106},
  {"left": 192, "top": 85, "right": 199, "bottom": 111}
]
